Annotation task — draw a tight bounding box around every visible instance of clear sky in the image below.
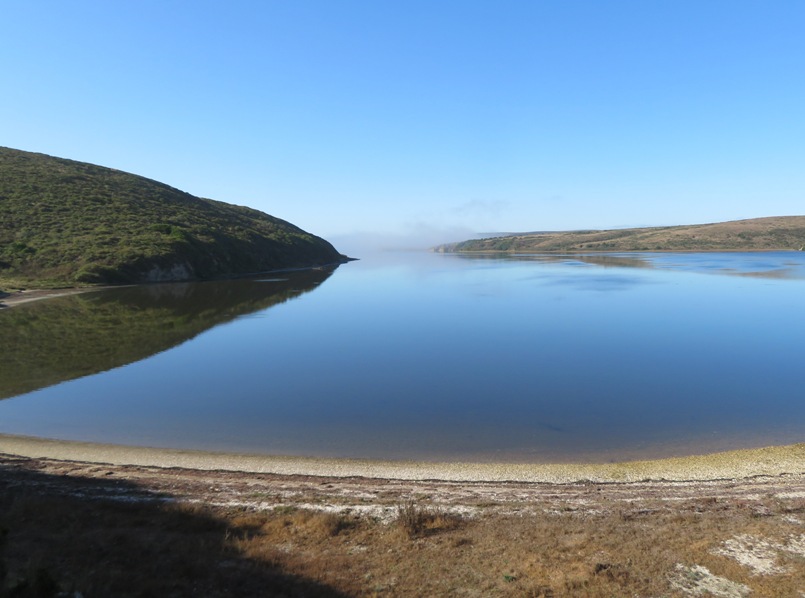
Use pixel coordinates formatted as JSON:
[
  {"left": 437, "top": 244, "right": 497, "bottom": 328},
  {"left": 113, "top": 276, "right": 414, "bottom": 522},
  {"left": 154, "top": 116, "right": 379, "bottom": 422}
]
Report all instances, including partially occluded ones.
[{"left": 3, "top": 1, "right": 804, "bottom": 248}]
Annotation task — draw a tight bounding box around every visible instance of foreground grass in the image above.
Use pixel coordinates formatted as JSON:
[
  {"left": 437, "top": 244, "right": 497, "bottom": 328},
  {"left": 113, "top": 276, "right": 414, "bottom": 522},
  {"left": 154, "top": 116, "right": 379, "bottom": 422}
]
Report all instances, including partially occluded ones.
[{"left": 2, "top": 458, "right": 804, "bottom": 597}]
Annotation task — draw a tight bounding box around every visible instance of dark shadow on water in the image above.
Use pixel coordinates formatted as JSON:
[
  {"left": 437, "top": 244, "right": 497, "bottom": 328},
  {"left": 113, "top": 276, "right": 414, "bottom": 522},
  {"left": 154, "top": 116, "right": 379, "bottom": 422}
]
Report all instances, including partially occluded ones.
[
  {"left": 0, "top": 267, "right": 338, "bottom": 400},
  {"left": 0, "top": 458, "right": 348, "bottom": 597}
]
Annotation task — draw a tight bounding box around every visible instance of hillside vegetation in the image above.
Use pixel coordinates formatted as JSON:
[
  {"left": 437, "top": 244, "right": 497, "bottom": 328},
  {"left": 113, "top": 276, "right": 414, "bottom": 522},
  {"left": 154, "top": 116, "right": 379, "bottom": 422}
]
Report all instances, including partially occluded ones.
[
  {"left": 0, "top": 147, "right": 347, "bottom": 288},
  {"left": 438, "top": 216, "right": 805, "bottom": 254}
]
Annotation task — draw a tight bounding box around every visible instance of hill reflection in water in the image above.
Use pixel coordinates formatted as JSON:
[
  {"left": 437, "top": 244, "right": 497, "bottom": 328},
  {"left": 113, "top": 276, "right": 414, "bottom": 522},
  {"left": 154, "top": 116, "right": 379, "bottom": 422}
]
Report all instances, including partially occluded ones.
[
  {"left": 1, "top": 251, "right": 803, "bottom": 463},
  {"left": 452, "top": 251, "right": 805, "bottom": 280},
  {"left": 0, "top": 267, "right": 336, "bottom": 400}
]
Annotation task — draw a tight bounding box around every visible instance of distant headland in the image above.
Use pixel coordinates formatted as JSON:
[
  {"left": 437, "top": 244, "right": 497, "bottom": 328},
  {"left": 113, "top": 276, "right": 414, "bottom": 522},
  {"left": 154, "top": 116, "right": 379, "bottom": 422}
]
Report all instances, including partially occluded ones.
[{"left": 435, "top": 216, "right": 805, "bottom": 254}]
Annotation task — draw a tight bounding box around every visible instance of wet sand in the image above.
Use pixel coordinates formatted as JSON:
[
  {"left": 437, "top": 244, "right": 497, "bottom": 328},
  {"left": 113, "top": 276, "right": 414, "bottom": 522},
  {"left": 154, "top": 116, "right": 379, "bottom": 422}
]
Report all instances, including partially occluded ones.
[{"left": 1, "top": 433, "right": 802, "bottom": 483}]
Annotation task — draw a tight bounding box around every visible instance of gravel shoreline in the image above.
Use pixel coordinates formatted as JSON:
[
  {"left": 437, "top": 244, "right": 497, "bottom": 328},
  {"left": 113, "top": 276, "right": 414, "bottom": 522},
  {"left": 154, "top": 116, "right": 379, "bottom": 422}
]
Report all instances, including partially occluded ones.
[{"left": 2, "top": 433, "right": 802, "bottom": 483}]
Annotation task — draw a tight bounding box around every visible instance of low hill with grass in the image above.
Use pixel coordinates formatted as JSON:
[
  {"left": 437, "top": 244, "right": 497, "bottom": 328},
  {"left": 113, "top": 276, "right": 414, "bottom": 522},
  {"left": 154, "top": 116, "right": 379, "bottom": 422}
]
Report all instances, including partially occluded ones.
[
  {"left": 437, "top": 216, "right": 805, "bottom": 254},
  {"left": 0, "top": 147, "right": 348, "bottom": 288}
]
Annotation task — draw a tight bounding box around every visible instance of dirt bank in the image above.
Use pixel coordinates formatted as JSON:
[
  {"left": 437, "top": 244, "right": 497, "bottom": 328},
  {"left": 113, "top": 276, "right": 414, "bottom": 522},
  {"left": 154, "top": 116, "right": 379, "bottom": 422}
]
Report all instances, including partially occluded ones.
[
  {"left": 2, "top": 432, "right": 805, "bottom": 597},
  {"left": 1, "top": 444, "right": 804, "bottom": 597}
]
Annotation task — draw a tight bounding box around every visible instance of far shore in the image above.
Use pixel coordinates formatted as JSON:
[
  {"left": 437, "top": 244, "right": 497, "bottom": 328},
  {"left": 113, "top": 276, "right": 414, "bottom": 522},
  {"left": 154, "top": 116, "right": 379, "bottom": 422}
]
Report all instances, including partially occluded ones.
[
  {"left": 1, "top": 433, "right": 802, "bottom": 483},
  {"left": 440, "top": 247, "right": 803, "bottom": 254}
]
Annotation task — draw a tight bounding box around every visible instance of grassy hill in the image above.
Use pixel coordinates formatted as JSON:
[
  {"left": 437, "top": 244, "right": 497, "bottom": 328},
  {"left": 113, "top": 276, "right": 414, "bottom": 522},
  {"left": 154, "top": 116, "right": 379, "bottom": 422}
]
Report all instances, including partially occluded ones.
[
  {"left": 0, "top": 147, "right": 348, "bottom": 288},
  {"left": 437, "top": 216, "right": 805, "bottom": 254}
]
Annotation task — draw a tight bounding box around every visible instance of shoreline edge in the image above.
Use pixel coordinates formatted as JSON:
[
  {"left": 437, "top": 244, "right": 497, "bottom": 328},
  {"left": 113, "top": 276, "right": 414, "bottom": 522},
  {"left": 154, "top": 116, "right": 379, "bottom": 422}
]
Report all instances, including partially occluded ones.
[{"left": 1, "top": 433, "right": 803, "bottom": 484}]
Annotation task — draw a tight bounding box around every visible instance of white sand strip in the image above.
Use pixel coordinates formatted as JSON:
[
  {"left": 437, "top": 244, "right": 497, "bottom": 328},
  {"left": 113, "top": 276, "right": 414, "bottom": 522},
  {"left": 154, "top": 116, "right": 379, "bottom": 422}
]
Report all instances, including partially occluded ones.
[{"left": 1, "top": 434, "right": 803, "bottom": 483}]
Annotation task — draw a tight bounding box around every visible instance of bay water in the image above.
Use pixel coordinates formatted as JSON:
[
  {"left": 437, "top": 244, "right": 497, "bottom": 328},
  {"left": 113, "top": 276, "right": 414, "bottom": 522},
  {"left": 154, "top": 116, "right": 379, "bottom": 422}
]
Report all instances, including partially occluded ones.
[{"left": 1, "top": 251, "right": 803, "bottom": 463}]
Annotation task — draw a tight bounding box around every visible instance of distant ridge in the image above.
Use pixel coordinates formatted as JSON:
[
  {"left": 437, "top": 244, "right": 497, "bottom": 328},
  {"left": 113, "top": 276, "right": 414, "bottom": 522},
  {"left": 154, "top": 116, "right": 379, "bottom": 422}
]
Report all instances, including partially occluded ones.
[
  {"left": 0, "top": 147, "right": 349, "bottom": 287},
  {"left": 436, "top": 216, "right": 805, "bottom": 254}
]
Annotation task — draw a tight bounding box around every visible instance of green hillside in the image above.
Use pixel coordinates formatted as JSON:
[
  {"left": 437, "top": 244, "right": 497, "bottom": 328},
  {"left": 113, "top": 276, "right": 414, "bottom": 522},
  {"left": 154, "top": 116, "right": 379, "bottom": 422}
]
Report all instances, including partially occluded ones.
[
  {"left": 0, "top": 147, "right": 348, "bottom": 288},
  {"left": 437, "top": 216, "right": 805, "bottom": 254}
]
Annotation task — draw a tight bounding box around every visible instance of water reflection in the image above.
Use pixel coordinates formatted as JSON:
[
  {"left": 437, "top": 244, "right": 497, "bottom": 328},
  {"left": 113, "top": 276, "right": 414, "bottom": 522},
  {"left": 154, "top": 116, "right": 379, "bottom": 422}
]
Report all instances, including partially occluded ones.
[
  {"left": 1, "top": 251, "right": 804, "bottom": 463},
  {"left": 0, "top": 267, "right": 336, "bottom": 400},
  {"left": 451, "top": 251, "right": 805, "bottom": 279}
]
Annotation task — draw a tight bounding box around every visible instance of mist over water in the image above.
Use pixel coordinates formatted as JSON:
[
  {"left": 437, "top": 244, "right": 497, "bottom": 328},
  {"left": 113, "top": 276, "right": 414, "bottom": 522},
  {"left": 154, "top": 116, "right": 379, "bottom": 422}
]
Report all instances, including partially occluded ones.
[
  {"left": 329, "top": 228, "right": 474, "bottom": 256},
  {"left": 1, "top": 251, "right": 804, "bottom": 463}
]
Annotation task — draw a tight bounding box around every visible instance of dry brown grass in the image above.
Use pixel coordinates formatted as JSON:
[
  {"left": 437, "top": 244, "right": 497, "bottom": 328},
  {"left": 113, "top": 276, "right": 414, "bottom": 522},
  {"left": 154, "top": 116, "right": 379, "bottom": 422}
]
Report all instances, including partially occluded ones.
[
  {"left": 394, "top": 500, "right": 463, "bottom": 539},
  {"left": 0, "top": 482, "right": 348, "bottom": 597},
  {"left": 2, "top": 457, "right": 804, "bottom": 597}
]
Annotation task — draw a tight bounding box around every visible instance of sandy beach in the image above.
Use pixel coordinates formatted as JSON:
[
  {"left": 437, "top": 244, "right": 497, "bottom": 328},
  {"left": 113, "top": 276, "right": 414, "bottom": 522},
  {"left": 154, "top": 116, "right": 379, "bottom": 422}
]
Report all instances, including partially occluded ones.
[{"left": 2, "top": 433, "right": 803, "bottom": 484}]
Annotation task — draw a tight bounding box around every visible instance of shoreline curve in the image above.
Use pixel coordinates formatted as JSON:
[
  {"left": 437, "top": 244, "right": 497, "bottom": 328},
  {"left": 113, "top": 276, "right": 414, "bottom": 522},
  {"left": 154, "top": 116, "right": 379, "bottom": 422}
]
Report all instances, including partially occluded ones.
[{"left": 1, "top": 433, "right": 803, "bottom": 484}]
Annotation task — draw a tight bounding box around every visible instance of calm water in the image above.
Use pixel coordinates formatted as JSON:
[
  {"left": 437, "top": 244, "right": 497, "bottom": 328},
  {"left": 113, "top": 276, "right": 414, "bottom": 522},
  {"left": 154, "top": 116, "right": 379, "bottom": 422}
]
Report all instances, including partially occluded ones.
[{"left": 1, "top": 251, "right": 804, "bottom": 463}]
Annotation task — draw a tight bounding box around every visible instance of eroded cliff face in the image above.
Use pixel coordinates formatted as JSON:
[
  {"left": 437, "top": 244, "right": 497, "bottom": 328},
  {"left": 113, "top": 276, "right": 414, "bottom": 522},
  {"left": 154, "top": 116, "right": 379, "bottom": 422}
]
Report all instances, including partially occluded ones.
[{"left": 143, "top": 263, "right": 193, "bottom": 282}]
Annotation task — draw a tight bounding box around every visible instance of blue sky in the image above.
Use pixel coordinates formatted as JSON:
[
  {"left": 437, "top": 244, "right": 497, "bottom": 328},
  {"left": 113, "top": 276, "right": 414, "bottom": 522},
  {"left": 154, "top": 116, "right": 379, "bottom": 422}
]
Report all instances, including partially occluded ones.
[{"left": 3, "top": 1, "right": 804, "bottom": 248}]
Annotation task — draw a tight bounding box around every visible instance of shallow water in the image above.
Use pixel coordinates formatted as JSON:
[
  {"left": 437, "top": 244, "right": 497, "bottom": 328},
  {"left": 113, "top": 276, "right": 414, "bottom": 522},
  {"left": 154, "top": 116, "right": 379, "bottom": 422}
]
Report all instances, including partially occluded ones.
[{"left": 1, "top": 251, "right": 804, "bottom": 463}]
